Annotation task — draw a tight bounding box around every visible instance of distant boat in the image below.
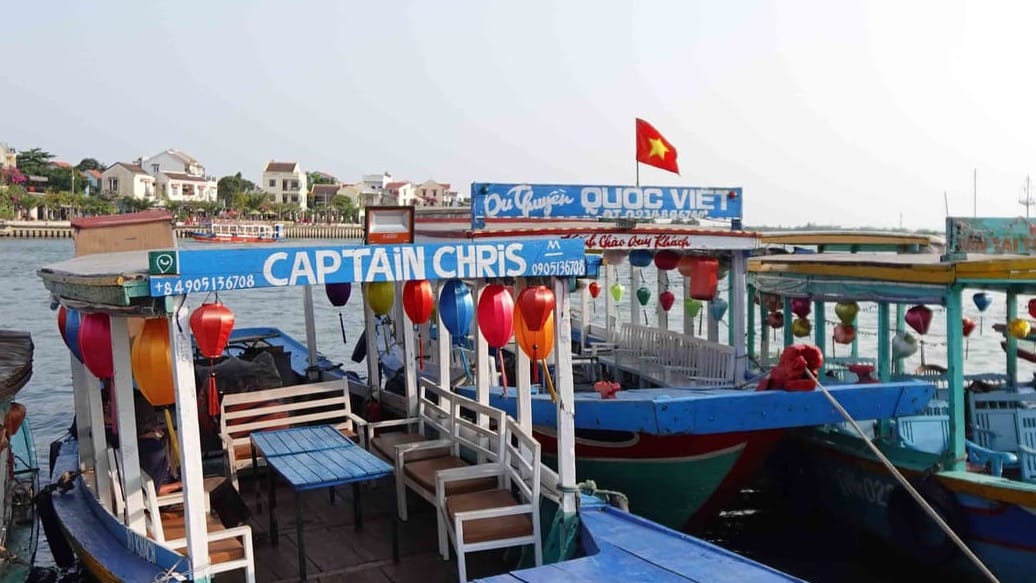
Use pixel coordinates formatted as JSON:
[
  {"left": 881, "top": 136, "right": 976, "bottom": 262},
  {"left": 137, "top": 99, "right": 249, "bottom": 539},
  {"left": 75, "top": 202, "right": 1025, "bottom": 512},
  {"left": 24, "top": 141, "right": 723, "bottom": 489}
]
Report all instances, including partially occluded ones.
[
  {"left": 0, "top": 330, "right": 38, "bottom": 582},
  {"left": 188, "top": 219, "right": 284, "bottom": 244}
]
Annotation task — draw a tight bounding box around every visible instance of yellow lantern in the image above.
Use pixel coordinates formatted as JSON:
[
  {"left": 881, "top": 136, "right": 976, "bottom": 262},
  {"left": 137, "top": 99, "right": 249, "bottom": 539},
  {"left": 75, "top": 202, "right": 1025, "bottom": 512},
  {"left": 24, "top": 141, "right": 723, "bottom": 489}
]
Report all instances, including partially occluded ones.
[
  {"left": 366, "top": 282, "right": 395, "bottom": 316},
  {"left": 1008, "top": 318, "right": 1031, "bottom": 340},
  {"left": 131, "top": 318, "right": 175, "bottom": 406}
]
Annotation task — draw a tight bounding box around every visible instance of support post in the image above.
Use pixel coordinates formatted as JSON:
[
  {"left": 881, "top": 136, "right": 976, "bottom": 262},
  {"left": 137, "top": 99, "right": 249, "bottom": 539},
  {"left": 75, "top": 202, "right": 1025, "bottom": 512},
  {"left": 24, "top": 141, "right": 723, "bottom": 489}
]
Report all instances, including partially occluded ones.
[
  {"left": 605, "top": 264, "right": 617, "bottom": 341},
  {"left": 746, "top": 284, "right": 756, "bottom": 364},
  {"left": 815, "top": 302, "right": 827, "bottom": 376},
  {"left": 552, "top": 277, "right": 577, "bottom": 515},
  {"left": 684, "top": 275, "right": 695, "bottom": 338},
  {"left": 400, "top": 283, "right": 419, "bottom": 417},
  {"left": 168, "top": 299, "right": 211, "bottom": 581},
  {"left": 876, "top": 302, "right": 893, "bottom": 439},
  {"left": 110, "top": 317, "right": 145, "bottom": 533},
  {"left": 894, "top": 304, "right": 906, "bottom": 375},
  {"left": 946, "top": 286, "right": 966, "bottom": 471},
  {"left": 630, "top": 266, "right": 641, "bottom": 327},
  {"left": 362, "top": 285, "right": 381, "bottom": 395},
  {"left": 474, "top": 280, "right": 490, "bottom": 463},
  {"left": 436, "top": 281, "right": 452, "bottom": 392},
  {"left": 782, "top": 296, "right": 794, "bottom": 348},
  {"left": 657, "top": 269, "right": 668, "bottom": 331},
  {"left": 514, "top": 280, "right": 532, "bottom": 432},
  {"left": 731, "top": 252, "right": 748, "bottom": 383},
  {"left": 72, "top": 357, "right": 109, "bottom": 508},
  {"left": 302, "top": 286, "right": 319, "bottom": 380},
  {"left": 1007, "top": 289, "right": 1018, "bottom": 389},
  {"left": 759, "top": 300, "right": 769, "bottom": 369}
]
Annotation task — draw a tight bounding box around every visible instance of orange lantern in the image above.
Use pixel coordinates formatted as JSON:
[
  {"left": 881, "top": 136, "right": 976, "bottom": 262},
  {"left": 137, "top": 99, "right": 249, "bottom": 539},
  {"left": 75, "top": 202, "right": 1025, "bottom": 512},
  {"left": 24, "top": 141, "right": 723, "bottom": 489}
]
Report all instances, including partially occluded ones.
[
  {"left": 190, "top": 301, "right": 235, "bottom": 419},
  {"left": 131, "top": 318, "right": 175, "bottom": 406},
  {"left": 514, "top": 309, "right": 555, "bottom": 387},
  {"left": 517, "top": 286, "right": 555, "bottom": 332},
  {"left": 677, "top": 255, "right": 697, "bottom": 278},
  {"left": 689, "top": 257, "right": 719, "bottom": 300}
]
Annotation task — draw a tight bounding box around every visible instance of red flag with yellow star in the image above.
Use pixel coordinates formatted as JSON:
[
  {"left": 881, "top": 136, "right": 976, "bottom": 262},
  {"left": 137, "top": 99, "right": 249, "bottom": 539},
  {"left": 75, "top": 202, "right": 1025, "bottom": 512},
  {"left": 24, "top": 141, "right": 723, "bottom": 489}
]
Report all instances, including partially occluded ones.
[{"left": 635, "top": 118, "right": 679, "bottom": 175}]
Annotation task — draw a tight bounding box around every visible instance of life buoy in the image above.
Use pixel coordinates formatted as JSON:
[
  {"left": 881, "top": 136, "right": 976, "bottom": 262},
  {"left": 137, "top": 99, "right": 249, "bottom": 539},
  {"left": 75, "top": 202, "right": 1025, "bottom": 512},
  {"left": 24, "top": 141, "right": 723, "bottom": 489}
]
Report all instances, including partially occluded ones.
[{"left": 886, "top": 475, "right": 967, "bottom": 565}]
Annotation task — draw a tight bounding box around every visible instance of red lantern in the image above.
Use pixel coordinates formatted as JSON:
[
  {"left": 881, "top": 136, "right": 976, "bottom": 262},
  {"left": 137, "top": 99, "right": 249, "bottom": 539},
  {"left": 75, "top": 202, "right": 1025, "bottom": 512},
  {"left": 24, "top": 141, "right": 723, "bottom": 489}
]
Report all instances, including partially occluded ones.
[
  {"left": 962, "top": 317, "right": 977, "bottom": 337},
  {"left": 190, "top": 302, "right": 235, "bottom": 419},
  {"left": 403, "top": 280, "right": 435, "bottom": 325},
  {"left": 57, "top": 306, "right": 68, "bottom": 343},
  {"left": 767, "top": 311, "right": 785, "bottom": 329},
  {"left": 654, "top": 250, "right": 680, "bottom": 271},
  {"left": 659, "top": 290, "right": 676, "bottom": 312},
  {"left": 517, "top": 286, "right": 555, "bottom": 332},
  {"left": 905, "top": 305, "right": 933, "bottom": 336},
  {"left": 588, "top": 281, "right": 602, "bottom": 299},
  {"left": 833, "top": 323, "right": 856, "bottom": 344},
  {"left": 478, "top": 284, "right": 515, "bottom": 392},
  {"left": 677, "top": 255, "right": 697, "bottom": 278},
  {"left": 79, "top": 313, "right": 114, "bottom": 379},
  {"left": 1029, "top": 299, "right": 1036, "bottom": 320},
  {"left": 690, "top": 258, "right": 719, "bottom": 300}
]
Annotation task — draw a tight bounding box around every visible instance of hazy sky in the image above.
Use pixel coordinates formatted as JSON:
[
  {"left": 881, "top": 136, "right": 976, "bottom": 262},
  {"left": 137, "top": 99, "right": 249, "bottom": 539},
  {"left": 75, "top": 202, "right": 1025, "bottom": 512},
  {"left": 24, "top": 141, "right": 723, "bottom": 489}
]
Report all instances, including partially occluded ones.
[{"left": 3, "top": 1, "right": 1034, "bottom": 229}]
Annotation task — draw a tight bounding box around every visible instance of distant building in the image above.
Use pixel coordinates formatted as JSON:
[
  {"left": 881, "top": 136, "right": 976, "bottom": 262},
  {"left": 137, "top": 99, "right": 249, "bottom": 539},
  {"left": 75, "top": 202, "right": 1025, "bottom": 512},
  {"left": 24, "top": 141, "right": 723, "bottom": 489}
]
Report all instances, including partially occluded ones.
[
  {"left": 413, "top": 180, "right": 457, "bottom": 206},
  {"left": 0, "top": 143, "right": 15, "bottom": 170},
  {"left": 310, "top": 183, "right": 344, "bottom": 208},
  {"left": 139, "top": 148, "right": 218, "bottom": 203},
  {"left": 100, "top": 162, "right": 156, "bottom": 200},
  {"left": 262, "top": 161, "right": 308, "bottom": 210},
  {"left": 82, "top": 169, "right": 102, "bottom": 195},
  {"left": 384, "top": 181, "right": 416, "bottom": 206}
]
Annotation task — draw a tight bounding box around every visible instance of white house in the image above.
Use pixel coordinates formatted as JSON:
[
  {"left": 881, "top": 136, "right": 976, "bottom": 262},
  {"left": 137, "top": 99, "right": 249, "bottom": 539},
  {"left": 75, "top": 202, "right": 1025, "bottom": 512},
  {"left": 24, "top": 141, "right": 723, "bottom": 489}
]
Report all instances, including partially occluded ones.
[
  {"left": 413, "top": 180, "right": 456, "bottom": 206},
  {"left": 0, "top": 143, "right": 16, "bottom": 170},
  {"left": 262, "top": 161, "right": 308, "bottom": 210},
  {"left": 384, "top": 181, "right": 417, "bottom": 206},
  {"left": 310, "top": 183, "right": 344, "bottom": 208},
  {"left": 100, "top": 162, "right": 156, "bottom": 200},
  {"left": 140, "top": 148, "right": 218, "bottom": 203}
]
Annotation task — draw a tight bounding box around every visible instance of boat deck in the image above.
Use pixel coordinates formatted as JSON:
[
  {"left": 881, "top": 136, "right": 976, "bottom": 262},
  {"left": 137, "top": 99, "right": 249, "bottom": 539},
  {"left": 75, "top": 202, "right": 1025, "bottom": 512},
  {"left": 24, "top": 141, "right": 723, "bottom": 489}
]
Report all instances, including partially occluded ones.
[{"left": 219, "top": 473, "right": 512, "bottom": 582}]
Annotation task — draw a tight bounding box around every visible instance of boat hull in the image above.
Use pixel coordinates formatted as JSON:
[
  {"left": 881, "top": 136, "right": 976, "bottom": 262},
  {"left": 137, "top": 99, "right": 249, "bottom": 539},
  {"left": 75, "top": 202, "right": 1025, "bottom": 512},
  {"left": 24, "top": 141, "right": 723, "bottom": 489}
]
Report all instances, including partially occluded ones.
[
  {"left": 535, "top": 426, "right": 785, "bottom": 531},
  {"left": 0, "top": 416, "right": 38, "bottom": 583},
  {"left": 189, "top": 232, "right": 279, "bottom": 244},
  {"left": 779, "top": 428, "right": 1036, "bottom": 582}
]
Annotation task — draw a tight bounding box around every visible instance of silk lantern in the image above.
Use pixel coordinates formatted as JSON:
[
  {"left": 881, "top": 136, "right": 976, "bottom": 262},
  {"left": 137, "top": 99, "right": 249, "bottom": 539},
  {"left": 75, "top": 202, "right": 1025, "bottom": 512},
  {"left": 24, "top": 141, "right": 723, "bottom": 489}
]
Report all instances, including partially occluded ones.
[
  {"left": 588, "top": 281, "right": 602, "bottom": 299},
  {"left": 834, "top": 323, "right": 856, "bottom": 344},
  {"left": 653, "top": 250, "right": 680, "bottom": 271},
  {"left": 59, "top": 307, "right": 84, "bottom": 363},
  {"left": 962, "top": 317, "right": 977, "bottom": 358},
  {"left": 767, "top": 311, "right": 784, "bottom": 329},
  {"left": 636, "top": 287, "right": 651, "bottom": 306},
  {"left": 709, "top": 298, "right": 728, "bottom": 321},
  {"left": 1009, "top": 318, "right": 1031, "bottom": 340},
  {"left": 1028, "top": 299, "right": 1036, "bottom": 320},
  {"left": 892, "top": 331, "right": 919, "bottom": 359},
  {"left": 190, "top": 301, "right": 235, "bottom": 419},
  {"left": 366, "top": 281, "right": 395, "bottom": 316},
  {"left": 79, "top": 312, "right": 114, "bottom": 379},
  {"left": 403, "top": 279, "right": 435, "bottom": 369},
  {"left": 57, "top": 306, "right": 67, "bottom": 343},
  {"left": 684, "top": 298, "right": 703, "bottom": 318},
  {"left": 677, "top": 255, "right": 697, "bottom": 278},
  {"left": 603, "top": 249, "right": 628, "bottom": 265},
  {"left": 325, "top": 282, "right": 353, "bottom": 344},
  {"left": 131, "top": 318, "right": 175, "bottom": 406},
  {"left": 610, "top": 283, "right": 625, "bottom": 302},
  {"left": 514, "top": 309, "right": 556, "bottom": 394},
  {"left": 792, "top": 317, "right": 812, "bottom": 337},
  {"left": 659, "top": 290, "right": 676, "bottom": 312},
  {"left": 517, "top": 286, "right": 555, "bottom": 332},
  {"left": 690, "top": 258, "right": 719, "bottom": 300},
  {"left": 791, "top": 298, "right": 812, "bottom": 319},
  {"left": 439, "top": 280, "right": 474, "bottom": 340},
  {"left": 835, "top": 302, "right": 859, "bottom": 325},
  {"left": 973, "top": 292, "right": 992, "bottom": 335},
  {"left": 629, "top": 249, "right": 654, "bottom": 268},
  {"left": 478, "top": 284, "right": 515, "bottom": 390},
  {"left": 906, "top": 305, "right": 933, "bottom": 336}
]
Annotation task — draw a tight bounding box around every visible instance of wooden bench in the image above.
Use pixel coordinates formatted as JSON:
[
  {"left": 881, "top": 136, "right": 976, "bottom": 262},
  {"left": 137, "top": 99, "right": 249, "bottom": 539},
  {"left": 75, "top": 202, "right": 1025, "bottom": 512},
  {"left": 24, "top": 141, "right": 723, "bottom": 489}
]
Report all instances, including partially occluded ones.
[
  {"left": 600, "top": 323, "right": 735, "bottom": 387},
  {"left": 435, "top": 417, "right": 541, "bottom": 583},
  {"left": 394, "top": 391, "right": 506, "bottom": 523},
  {"left": 141, "top": 476, "right": 255, "bottom": 583},
  {"left": 219, "top": 379, "right": 367, "bottom": 489}
]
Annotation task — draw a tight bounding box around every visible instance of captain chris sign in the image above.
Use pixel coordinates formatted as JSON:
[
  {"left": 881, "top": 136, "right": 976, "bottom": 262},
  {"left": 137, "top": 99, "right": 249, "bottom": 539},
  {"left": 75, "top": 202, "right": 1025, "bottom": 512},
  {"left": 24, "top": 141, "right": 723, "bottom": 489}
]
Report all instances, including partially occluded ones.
[
  {"left": 471, "top": 183, "right": 743, "bottom": 222},
  {"left": 149, "top": 239, "right": 586, "bottom": 296}
]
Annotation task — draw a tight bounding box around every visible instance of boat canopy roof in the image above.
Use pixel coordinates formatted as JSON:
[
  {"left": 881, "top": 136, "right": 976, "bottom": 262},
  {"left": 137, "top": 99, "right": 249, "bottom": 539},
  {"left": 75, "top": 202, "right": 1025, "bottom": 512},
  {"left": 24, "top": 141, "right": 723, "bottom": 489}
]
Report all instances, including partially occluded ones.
[
  {"left": 748, "top": 251, "right": 1036, "bottom": 305},
  {"left": 39, "top": 239, "right": 592, "bottom": 315},
  {"left": 760, "top": 230, "right": 944, "bottom": 254}
]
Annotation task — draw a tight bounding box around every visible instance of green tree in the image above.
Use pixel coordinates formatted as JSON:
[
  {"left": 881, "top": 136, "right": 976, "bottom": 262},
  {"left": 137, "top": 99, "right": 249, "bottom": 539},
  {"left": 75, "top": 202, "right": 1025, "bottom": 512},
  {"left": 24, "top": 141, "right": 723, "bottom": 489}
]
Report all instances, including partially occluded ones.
[
  {"left": 231, "top": 191, "right": 268, "bottom": 216},
  {"left": 15, "top": 148, "right": 55, "bottom": 176},
  {"left": 76, "top": 158, "right": 105, "bottom": 172},
  {"left": 120, "top": 197, "right": 154, "bottom": 212},
  {"left": 331, "top": 194, "right": 358, "bottom": 223},
  {"left": 307, "top": 171, "right": 336, "bottom": 186},
  {"left": 217, "top": 172, "right": 256, "bottom": 205}
]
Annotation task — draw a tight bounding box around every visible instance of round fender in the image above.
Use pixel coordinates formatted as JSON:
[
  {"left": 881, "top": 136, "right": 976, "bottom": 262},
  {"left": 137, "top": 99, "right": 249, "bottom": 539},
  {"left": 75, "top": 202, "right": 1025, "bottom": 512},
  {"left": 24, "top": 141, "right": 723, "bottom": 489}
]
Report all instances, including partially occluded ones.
[{"left": 886, "top": 475, "right": 967, "bottom": 565}]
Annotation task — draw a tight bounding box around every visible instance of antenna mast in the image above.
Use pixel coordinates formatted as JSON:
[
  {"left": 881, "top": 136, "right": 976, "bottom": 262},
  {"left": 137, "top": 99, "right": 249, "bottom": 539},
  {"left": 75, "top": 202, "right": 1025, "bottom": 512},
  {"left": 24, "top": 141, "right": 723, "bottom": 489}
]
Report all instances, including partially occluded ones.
[{"left": 1020, "top": 175, "right": 1034, "bottom": 219}]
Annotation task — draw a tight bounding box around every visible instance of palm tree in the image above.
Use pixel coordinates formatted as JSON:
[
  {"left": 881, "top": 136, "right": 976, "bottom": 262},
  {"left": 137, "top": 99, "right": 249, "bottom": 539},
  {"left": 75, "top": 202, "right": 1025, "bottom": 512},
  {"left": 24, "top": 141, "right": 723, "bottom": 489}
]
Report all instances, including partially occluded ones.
[
  {"left": 164, "top": 200, "right": 186, "bottom": 222},
  {"left": 121, "top": 197, "right": 155, "bottom": 213},
  {"left": 331, "top": 195, "right": 358, "bottom": 224},
  {"left": 232, "top": 192, "right": 268, "bottom": 217}
]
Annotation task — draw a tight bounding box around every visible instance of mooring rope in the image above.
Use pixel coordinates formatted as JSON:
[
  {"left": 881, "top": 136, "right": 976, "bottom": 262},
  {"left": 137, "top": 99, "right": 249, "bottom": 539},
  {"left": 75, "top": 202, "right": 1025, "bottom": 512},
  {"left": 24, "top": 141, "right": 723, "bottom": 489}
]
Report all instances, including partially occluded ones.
[{"left": 807, "top": 369, "right": 999, "bottom": 583}]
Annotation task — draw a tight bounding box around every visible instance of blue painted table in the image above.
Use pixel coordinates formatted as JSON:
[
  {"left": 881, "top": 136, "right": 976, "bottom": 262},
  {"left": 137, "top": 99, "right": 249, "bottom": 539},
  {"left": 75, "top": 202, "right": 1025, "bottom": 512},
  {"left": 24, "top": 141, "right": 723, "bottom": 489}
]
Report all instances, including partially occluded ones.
[{"left": 251, "top": 425, "right": 396, "bottom": 581}]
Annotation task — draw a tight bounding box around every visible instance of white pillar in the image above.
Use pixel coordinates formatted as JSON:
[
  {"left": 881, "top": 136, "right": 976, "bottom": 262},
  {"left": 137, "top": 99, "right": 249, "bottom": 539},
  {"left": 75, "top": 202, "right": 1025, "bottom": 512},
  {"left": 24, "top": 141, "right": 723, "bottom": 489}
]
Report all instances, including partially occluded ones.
[
  {"left": 72, "top": 356, "right": 110, "bottom": 510},
  {"left": 605, "top": 265, "right": 617, "bottom": 341},
  {"left": 629, "top": 266, "right": 640, "bottom": 327},
  {"left": 400, "top": 283, "right": 419, "bottom": 417},
  {"left": 168, "top": 300, "right": 211, "bottom": 579},
  {"left": 707, "top": 302, "right": 719, "bottom": 343},
  {"left": 731, "top": 252, "right": 748, "bottom": 383},
  {"left": 514, "top": 281, "right": 532, "bottom": 432},
  {"left": 683, "top": 276, "right": 695, "bottom": 338},
  {"left": 110, "top": 317, "right": 145, "bottom": 533},
  {"left": 473, "top": 280, "right": 490, "bottom": 463},
  {"left": 362, "top": 285, "right": 381, "bottom": 395},
  {"left": 552, "top": 278, "right": 577, "bottom": 515},
  {"left": 657, "top": 269, "right": 668, "bottom": 331},
  {"left": 436, "top": 281, "right": 452, "bottom": 392}
]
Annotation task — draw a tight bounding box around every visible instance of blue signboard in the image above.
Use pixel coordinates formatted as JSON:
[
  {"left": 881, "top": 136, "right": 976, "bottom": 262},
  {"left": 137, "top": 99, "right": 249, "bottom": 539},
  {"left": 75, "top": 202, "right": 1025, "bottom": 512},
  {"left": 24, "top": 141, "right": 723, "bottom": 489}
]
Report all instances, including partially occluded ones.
[
  {"left": 470, "top": 183, "right": 743, "bottom": 225},
  {"left": 947, "top": 217, "right": 1036, "bottom": 256},
  {"left": 148, "top": 239, "right": 586, "bottom": 297}
]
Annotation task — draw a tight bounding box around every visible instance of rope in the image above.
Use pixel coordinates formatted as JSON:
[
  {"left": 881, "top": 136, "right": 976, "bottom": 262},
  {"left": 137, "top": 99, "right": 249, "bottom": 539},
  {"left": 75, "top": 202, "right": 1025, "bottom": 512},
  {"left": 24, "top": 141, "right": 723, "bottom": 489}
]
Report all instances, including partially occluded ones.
[{"left": 806, "top": 369, "right": 999, "bottom": 583}]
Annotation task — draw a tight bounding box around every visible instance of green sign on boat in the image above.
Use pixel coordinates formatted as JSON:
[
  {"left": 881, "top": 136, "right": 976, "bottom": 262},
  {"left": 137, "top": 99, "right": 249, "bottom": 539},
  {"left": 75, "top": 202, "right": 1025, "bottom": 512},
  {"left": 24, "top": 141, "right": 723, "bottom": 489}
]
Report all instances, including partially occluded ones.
[{"left": 148, "top": 250, "right": 179, "bottom": 276}]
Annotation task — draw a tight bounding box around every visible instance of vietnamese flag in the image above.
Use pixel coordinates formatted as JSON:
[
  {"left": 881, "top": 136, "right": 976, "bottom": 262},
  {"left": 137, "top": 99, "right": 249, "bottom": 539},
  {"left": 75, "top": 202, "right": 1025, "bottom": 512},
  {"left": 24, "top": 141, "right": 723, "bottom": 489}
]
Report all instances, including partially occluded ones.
[{"left": 635, "top": 118, "right": 679, "bottom": 175}]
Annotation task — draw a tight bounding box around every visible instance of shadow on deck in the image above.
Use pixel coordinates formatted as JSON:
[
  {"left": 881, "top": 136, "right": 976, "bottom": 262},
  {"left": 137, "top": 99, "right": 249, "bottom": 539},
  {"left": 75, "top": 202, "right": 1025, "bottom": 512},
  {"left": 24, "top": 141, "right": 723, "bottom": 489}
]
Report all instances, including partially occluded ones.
[{"left": 219, "top": 474, "right": 513, "bottom": 583}]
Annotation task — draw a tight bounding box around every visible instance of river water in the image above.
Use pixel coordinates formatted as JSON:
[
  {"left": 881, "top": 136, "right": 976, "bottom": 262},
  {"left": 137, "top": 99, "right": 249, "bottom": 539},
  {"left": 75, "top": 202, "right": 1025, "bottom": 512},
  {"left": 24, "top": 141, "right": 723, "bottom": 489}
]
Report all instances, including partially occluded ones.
[{"left": 2, "top": 237, "right": 1027, "bottom": 580}]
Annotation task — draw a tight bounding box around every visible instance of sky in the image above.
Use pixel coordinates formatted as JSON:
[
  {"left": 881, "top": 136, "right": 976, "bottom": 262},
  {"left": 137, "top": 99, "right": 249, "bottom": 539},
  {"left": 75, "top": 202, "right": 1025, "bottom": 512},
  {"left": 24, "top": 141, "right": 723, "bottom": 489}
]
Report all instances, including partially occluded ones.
[{"left": 2, "top": 0, "right": 1035, "bottom": 230}]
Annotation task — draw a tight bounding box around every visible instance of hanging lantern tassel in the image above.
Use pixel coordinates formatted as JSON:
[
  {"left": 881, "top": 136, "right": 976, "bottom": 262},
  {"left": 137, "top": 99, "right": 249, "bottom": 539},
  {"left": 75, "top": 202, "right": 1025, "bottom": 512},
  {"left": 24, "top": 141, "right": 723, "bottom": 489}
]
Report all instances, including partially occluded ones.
[
  {"left": 498, "top": 351, "right": 508, "bottom": 396},
  {"left": 206, "top": 367, "right": 219, "bottom": 422},
  {"left": 531, "top": 347, "right": 539, "bottom": 384},
  {"left": 163, "top": 408, "right": 181, "bottom": 476},
  {"left": 339, "top": 312, "right": 348, "bottom": 345},
  {"left": 541, "top": 358, "right": 558, "bottom": 403}
]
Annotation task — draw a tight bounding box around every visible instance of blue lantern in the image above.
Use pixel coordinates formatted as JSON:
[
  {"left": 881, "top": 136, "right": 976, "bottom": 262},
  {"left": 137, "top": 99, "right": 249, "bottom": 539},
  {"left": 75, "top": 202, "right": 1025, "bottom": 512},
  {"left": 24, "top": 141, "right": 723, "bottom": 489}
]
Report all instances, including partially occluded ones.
[
  {"left": 973, "top": 292, "right": 992, "bottom": 312},
  {"left": 438, "top": 280, "right": 474, "bottom": 342},
  {"left": 629, "top": 249, "right": 654, "bottom": 268},
  {"left": 63, "top": 308, "right": 84, "bottom": 363},
  {"left": 709, "top": 298, "right": 729, "bottom": 322}
]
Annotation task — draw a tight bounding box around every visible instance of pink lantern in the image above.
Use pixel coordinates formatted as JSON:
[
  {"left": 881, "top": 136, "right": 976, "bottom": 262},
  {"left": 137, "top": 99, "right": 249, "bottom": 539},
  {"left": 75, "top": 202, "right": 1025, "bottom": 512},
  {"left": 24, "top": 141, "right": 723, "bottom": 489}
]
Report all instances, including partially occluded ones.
[
  {"left": 791, "top": 298, "right": 811, "bottom": 319},
  {"left": 79, "top": 313, "right": 114, "bottom": 379},
  {"left": 905, "top": 305, "right": 933, "bottom": 336},
  {"left": 478, "top": 284, "right": 515, "bottom": 348},
  {"left": 833, "top": 323, "right": 856, "bottom": 344},
  {"left": 767, "top": 311, "right": 785, "bottom": 329},
  {"left": 653, "top": 250, "right": 680, "bottom": 271},
  {"left": 659, "top": 290, "right": 676, "bottom": 312}
]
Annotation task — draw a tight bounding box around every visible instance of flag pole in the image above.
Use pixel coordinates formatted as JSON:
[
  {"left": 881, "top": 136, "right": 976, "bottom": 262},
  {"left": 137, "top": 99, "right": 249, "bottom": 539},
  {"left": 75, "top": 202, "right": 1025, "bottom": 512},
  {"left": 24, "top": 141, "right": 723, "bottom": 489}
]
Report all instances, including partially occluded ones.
[{"left": 635, "top": 162, "right": 640, "bottom": 188}]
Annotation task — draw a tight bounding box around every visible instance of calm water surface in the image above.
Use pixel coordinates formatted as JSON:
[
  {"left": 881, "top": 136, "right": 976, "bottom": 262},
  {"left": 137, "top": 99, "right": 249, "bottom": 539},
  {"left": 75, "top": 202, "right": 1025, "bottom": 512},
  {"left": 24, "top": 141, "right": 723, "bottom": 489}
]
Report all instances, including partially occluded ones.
[{"left": 1, "top": 237, "right": 1026, "bottom": 580}]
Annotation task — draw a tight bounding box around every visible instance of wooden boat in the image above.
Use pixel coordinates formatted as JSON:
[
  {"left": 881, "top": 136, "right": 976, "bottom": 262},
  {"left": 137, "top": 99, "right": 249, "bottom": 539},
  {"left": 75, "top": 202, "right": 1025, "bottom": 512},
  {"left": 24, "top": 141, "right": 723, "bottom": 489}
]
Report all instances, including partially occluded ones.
[
  {"left": 187, "top": 219, "right": 284, "bottom": 243},
  {"left": 36, "top": 226, "right": 805, "bottom": 580},
  {"left": 0, "top": 331, "right": 39, "bottom": 582},
  {"left": 403, "top": 183, "right": 935, "bottom": 532},
  {"left": 748, "top": 217, "right": 1036, "bottom": 582}
]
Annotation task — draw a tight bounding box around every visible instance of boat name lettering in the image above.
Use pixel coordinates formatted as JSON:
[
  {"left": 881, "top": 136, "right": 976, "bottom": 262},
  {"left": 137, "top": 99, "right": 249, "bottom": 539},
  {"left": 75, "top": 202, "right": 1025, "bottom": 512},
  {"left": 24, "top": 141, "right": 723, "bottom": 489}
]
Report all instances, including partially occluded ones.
[
  {"left": 149, "top": 239, "right": 585, "bottom": 296},
  {"left": 834, "top": 469, "right": 893, "bottom": 507},
  {"left": 580, "top": 233, "right": 693, "bottom": 250},
  {"left": 126, "top": 529, "right": 158, "bottom": 564},
  {"left": 472, "top": 183, "right": 742, "bottom": 221}
]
